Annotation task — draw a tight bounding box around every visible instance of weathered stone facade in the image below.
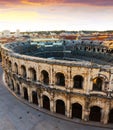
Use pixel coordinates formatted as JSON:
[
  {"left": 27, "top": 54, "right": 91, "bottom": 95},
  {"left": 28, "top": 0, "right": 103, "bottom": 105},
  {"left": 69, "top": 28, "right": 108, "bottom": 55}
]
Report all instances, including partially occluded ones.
[{"left": 1, "top": 41, "right": 113, "bottom": 125}]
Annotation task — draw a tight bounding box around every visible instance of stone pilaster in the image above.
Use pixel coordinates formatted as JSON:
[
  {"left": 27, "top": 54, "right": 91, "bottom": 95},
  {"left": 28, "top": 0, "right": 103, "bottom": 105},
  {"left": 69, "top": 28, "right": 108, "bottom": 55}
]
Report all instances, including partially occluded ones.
[
  {"left": 28, "top": 87, "right": 32, "bottom": 103},
  {"left": 83, "top": 96, "right": 90, "bottom": 121},
  {"left": 66, "top": 95, "right": 71, "bottom": 118}
]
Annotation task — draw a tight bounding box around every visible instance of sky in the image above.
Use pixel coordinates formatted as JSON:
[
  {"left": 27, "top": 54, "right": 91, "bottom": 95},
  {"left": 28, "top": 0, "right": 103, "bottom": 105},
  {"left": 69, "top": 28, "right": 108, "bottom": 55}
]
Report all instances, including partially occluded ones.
[{"left": 0, "top": 0, "right": 113, "bottom": 32}]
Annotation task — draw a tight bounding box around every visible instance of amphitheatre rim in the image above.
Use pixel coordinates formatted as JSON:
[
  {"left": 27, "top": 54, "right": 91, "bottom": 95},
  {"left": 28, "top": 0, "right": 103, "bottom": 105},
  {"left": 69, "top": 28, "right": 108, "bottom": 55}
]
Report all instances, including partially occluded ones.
[
  {"left": 3, "top": 40, "right": 113, "bottom": 68},
  {"left": 1, "top": 39, "right": 113, "bottom": 127}
]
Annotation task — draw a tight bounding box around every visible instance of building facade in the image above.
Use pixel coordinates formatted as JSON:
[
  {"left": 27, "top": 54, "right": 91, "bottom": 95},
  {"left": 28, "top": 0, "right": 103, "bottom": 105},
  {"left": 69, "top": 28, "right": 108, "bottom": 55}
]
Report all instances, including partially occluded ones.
[{"left": 1, "top": 41, "right": 113, "bottom": 125}]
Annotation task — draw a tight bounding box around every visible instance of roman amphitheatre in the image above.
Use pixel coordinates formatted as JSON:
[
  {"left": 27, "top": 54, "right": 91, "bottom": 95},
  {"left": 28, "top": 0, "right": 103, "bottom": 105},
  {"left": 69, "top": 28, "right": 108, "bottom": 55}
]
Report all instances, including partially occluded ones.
[{"left": 1, "top": 38, "right": 113, "bottom": 126}]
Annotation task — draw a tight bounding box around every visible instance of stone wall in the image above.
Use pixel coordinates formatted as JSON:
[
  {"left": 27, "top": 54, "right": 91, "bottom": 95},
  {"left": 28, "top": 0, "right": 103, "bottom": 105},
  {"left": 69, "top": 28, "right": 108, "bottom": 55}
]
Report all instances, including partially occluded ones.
[{"left": 1, "top": 41, "right": 113, "bottom": 124}]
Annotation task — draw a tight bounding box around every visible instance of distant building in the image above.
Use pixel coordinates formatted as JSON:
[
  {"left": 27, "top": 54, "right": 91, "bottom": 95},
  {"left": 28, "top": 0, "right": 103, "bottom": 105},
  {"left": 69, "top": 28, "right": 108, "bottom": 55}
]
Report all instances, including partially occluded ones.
[
  {"left": 2, "top": 30, "right": 10, "bottom": 37},
  {"left": 15, "top": 29, "right": 20, "bottom": 37}
]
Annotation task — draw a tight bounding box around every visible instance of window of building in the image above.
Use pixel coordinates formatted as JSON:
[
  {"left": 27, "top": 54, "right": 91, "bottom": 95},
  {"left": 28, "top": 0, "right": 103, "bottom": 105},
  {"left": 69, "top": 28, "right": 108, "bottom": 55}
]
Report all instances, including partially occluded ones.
[
  {"left": 73, "top": 75, "right": 83, "bottom": 89},
  {"left": 55, "top": 72, "right": 65, "bottom": 86}
]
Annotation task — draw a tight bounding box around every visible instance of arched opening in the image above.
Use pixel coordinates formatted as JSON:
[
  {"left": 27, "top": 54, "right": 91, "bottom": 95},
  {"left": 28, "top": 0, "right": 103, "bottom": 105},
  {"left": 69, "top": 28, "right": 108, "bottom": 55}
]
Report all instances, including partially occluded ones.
[
  {"left": 89, "top": 106, "right": 101, "bottom": 122},
  {"left": 14, "top": 62, "right": 18, "bottom": 74},
  {"left": 55, "top": 73, "right": 65, "bottom": 86},
  {"left": 56, "top": 100, "right": 65, "bottom": 115},
  {"left": 9, "top": 60, "right": 12, "bottom": 70},
  {"left": 21, "top": 65, "right": 26, "bottom": 78},
  {"left": 23, "top": 87, "right": 28, "bottom": 100},
  {"left": 97, "top": 48, "right": 100, "bottom": 52},
  {"left": 32, "top": 91, "right": 38, "bottom": 105},
  {"left": 72, "top": 103, "right": 82, "bottom": 119},
  {"left": 84, "top": 47, "right": 87, "bottom": 51},
  {"left": 8, "top": 78, "right": 11, "bottom": 88},
  {"left": 102, "top": 49, "right": 104, "bottom": 53},
  {"left": 93, "top": 48, "right": 96, "bottom": 52},
  {"left": 93, "top": 77, "right": 103, "bottom": 91},
  {"left": 11, "top": 79, "right": 14, "bottom": 91},
  {"left": 17, "top": 84, "right": 20, "bottom": 95},
  {"left": 43, "top": 95, "right": 50, "bottom": 110},
  {"left": 73, "top": 75, "right": 84, "bottom": 89},
  {"left": 108, "top": 109, "right": 113, "bottom": 123},
  {"left": 29, "top": 68, "right": 36, "bottom": 81},
  {"left": 41, "top": 70, "right": 49, "bottom": 85},
  {"left": 88, "top": 47, "right": 91, "bottom": 51}
]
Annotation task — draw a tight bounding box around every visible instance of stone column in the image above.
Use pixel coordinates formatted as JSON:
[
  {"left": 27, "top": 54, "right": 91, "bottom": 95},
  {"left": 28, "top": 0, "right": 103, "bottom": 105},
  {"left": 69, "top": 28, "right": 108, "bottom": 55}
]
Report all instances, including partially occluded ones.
[
  {"left": 50, "top": 92, "right": 55, "bottom": 112},
  {"left": 50, "top": 66, "right": 53, "bottom": 85},
  {"left": 20, "top": 85, "right": 24, "bottom": 98},
  {"left": 66, "top": 95, "right": 71, "bottom": 118},
  {"left": 28, "top": 87, "right": 32, "bottom": 103},
  {"left": 86, "top": 69, "right": 92, "bottom": 95},
  {"left": 49, "top": 66, "right": 54, "bottom": 88},
  {"left": 39, "top": 93, "right": 43, "bottom": 108},
  {"left": 66, "top": 67, "right": 71, "bottom": 91},
  {"left": 50, "top": 98, "right": 54, "bottom": 112},
  {"left": 101, "top": 109, "right": 109, "bottom": 124},
  {"left": 101, "top": 100, "right": 110, "bottom": 124},
  {"left": 26, "top": 67, "right": 29, "bottom": 79},
  {"left": 53, "top": 99, "right": 56, "bottom": 113},
  {"left": 27, "top": 69, "right": 30, "bottom": 79},
  {"left": 52, "top": 70, "right": 55, "bottom": 88},
  {"left": 82, "top": 97, "right": 90, "bottom": 121},
  {"left": 83, "top": 108, "right": 90, "bottom": 121},
  {"left": 13, "top": 80, "right": 17, "bottom": 93},
  {"left": 83, "top": 76, "right": 87, "bottom": 93},
  {"left": 36, "top": 65, "right": 39, "bottom": 81}
]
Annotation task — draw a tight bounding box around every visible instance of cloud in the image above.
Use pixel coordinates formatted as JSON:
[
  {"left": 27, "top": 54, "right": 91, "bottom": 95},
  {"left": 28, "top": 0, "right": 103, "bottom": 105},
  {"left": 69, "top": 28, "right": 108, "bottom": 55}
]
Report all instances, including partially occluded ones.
[
  {"left": 0, "top": 0, "right": 113, "bottom": 8},
  {"left": 21, "top": 0, "right": 113, "bottom": 6},
  {"left": 0, "top": 0, "right": 21, "bottom": 8},
  {"left": 64, "top": 0, "right": 113, "bottom": 6}
]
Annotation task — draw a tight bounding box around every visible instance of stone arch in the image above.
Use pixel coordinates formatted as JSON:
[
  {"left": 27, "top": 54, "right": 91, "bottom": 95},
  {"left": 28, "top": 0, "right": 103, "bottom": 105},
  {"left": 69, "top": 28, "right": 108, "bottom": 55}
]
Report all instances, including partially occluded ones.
[
  {"left": 108, "top": 109, "right": 113, "bottom": 123},
  {"left": 89, "top": 106, "right": 102, "bottom": 122},
  {"left": 92, "top": 77, "right": 103, "bottom": 91},
  {"left": 72, "top": 103, "right": 82, "bottom": 119},
  {"left": 21, "top": 65, "right": 26, "bottom": 78},
  {"left": 101, "top": 48, "right": 104, "bottom": 53},
  {"left": 73, "top": 75, "right": 84, "bottom": 89},
  {"left": 32, "top": 91, "right": 38, "bottom": 105},
  {"left": 91, "top": 74, "right": 108, "bottom": 82},
  {"left": 91, "top": 74, "right": 109, "bottom": 91},
  {"left": 23, "top": 87, "right": 28, "bottom": 100},
  {"left": 43, "top": 95, "right": 50, "bottom": 110},
  {"left": 42, "top": 91, "right": 51, "bottom": 100},
  {"left": 8, "top": 60, "right": 12, "bottom": 70},
  {"left": 29, "top": 67, "right": 36, "bottom": 81},
  {"left": 41, "top": 70, "right": 49, "bottom": 85},
  {"left": 97, "top": 48, "right": 100, "bottom": 52},
  {"left": 55, "top": 72, "right": 65, "bottom": 86},
  {"left": 56, "top": 99, "right": 65, "bottom": 115},
  {"left": 93, "top": 48, "right": 96, "bottom": 52},
  {"left": 14, "top": 62, "right": 18, "bottom": 74}
]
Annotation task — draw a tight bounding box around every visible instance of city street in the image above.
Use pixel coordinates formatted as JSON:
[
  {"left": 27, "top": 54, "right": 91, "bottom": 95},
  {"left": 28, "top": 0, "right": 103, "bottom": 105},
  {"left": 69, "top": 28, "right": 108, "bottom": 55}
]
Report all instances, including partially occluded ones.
[{"left": 0, "top": 63, "right": 112, "bottom": 130}]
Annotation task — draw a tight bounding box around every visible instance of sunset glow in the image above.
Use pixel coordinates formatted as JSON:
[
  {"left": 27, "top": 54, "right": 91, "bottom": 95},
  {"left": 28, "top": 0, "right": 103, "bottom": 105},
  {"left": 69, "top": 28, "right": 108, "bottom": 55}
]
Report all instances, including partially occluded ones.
[{"left": 0, "top": 0, "right": 113, "bottom": 31}]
